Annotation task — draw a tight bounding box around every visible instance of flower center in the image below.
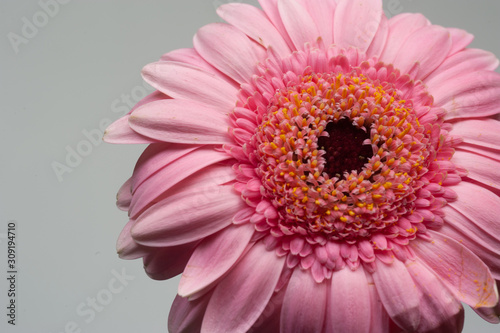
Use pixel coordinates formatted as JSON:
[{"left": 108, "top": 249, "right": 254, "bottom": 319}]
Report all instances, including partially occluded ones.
[
  {"left": 251, "top": 70, "right": 434, "bottom": 242},
  {"left": 318, "top": 118, "right": 373, "bottom": 178}
]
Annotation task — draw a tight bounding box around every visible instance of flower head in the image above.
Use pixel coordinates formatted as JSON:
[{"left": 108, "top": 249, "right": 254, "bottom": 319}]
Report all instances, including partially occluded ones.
[{"left": 105, "top": 0, "right": 500, "bottom": 332}]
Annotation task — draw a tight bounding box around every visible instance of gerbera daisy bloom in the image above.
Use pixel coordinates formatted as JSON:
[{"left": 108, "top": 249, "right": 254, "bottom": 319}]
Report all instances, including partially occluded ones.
[{"left": 104, "top": 0, "right": 500, "bottom": 332}]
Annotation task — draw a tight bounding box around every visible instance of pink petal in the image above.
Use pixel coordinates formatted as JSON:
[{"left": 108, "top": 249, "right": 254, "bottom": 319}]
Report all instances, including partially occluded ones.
[
  {"left": 367, "top": 276, "right": 391, "bottom": 332},
  {"left": 366, "top": 14, "right": 389, "bottom": 59},
  {"left": 141, "top": 61, "right": 238, "bottom": 110},
  {"left": 202, "top": 242, "right": 285, "bottom": 333},
  {"left": 129, "top": 90, "right": 169, "bottom": 113},
  {"left": 448, "top": 28, "right": 475, "bottom": 56},
  {"left": 129, "top": 99, "right": 231, "bottom": 145},
  {"left": 249, "top": 287, "right": 286, "bottom": 333},
  {"left": 444, "top": 205, "right": 500, "bottom": 255},
  {"left": 277, "top": 0, "right": 320, "bottom": 50},
  {"left": 472, "top": 281, "right": 500, "bottom": 324},
  {"left": 334, "top": 0, "right": 383, "bottom": 53},
  {"left": 441, "top": 207, "right": 500, "bottom": 279},
  {"left": 116, "top": 219, "right": 148, "bottom": 260},
  {"left": 372, "top": 259, "right": 420, "bottom": 332},
  {"left": 143, "top": 241, "right": 198, "bottom": 280},
  {"left": 131, "top": 167, "right": 243, "bottom": 247},
  {"left": 452, "top": 150, "right": 500, "bottom": 191},
  {"left": 193, "top": 23, "right": 265, "bottom": 84},
  {"left": 131, "top": 143, "right": 197, "bottom": 193},
  {"left": 178, "top": 223, "right": 255, "bottom": 297},
  {"left": 103, "top": 115, "right": 159, "bottom": 144},
  {"left": 435, "top": 71, "right": 500, "bottom": 120},
  {"left": 116, "top": 177, "right": 132, "bottom": 211},
  {"left": 168, "top": 292, "right": 211, "bottom": 333},
  {"left": 217, "top": 3, "right": 291, "bottom": 58},
  {"left": 411, "top": 230, "right": 498, "bottom": 308},
  {"left": 160, "top": 48, "right": 219, "bottom": 75},
  {"left": 326, "top": 267, "right": 371, "bottom": 333},
  {"left": 448, "top": 182, "right": 500, "bottom": 246},
  {"left": 392, "top": 25, "right": 452, "bottom": 80},
  {"left": 298, "top": 0, "right": 336, "bottom": 47},
  {"left": 406, "top": 260, "right": 464, "bottom": 333},
  {"left": 103, "top": 91, "right": 170, "bottom": 144},
  {"left": 450, "top": 119, "right": 500, "bottom": 151},
  {"left": 379, "top": 13, "right": 430, "bottom": 64},
  {"left": 129, "top": 148, "right": 231, "bottom": 218},
  {"left": 280, "top": 268, "right": 327, "bottom": 333},
  {"left": 257, "top": 0, "right": 295, "bottom": 50},
  {"left": 457, "top": 144, "right": 500, "bottom": 163},
  {"left": 425, "top": 48, "right": 499, "bottom": 86}
]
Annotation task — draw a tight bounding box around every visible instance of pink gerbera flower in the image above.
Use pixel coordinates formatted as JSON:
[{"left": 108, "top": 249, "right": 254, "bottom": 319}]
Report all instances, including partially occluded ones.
[{"left": 104, "top": 0, "right": 500, "bottom": 332}]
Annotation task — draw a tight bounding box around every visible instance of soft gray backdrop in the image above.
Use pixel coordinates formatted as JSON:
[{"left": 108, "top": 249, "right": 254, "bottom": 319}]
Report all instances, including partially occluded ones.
[{"left": 1, "top": 1, "right": 499, "bottom": 332}]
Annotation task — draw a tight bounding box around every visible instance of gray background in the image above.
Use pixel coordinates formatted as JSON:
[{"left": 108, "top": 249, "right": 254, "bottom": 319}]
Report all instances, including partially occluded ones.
[{"left": 1, "top": 1, "right": 499, "bottom": 332}]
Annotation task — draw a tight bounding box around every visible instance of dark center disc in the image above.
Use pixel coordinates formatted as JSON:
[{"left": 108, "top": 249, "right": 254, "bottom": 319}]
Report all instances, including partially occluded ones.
[{"left": 318, "top": 118, "right": 373, "bottom": 178}]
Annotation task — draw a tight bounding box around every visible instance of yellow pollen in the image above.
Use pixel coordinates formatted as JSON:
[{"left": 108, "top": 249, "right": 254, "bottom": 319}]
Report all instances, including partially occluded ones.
[
  {"left": 348, "top": 98, "right": 354, "bottom": 109},
  {"left": 356, "top": 117, "right": 365, "bottom": 127}
]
